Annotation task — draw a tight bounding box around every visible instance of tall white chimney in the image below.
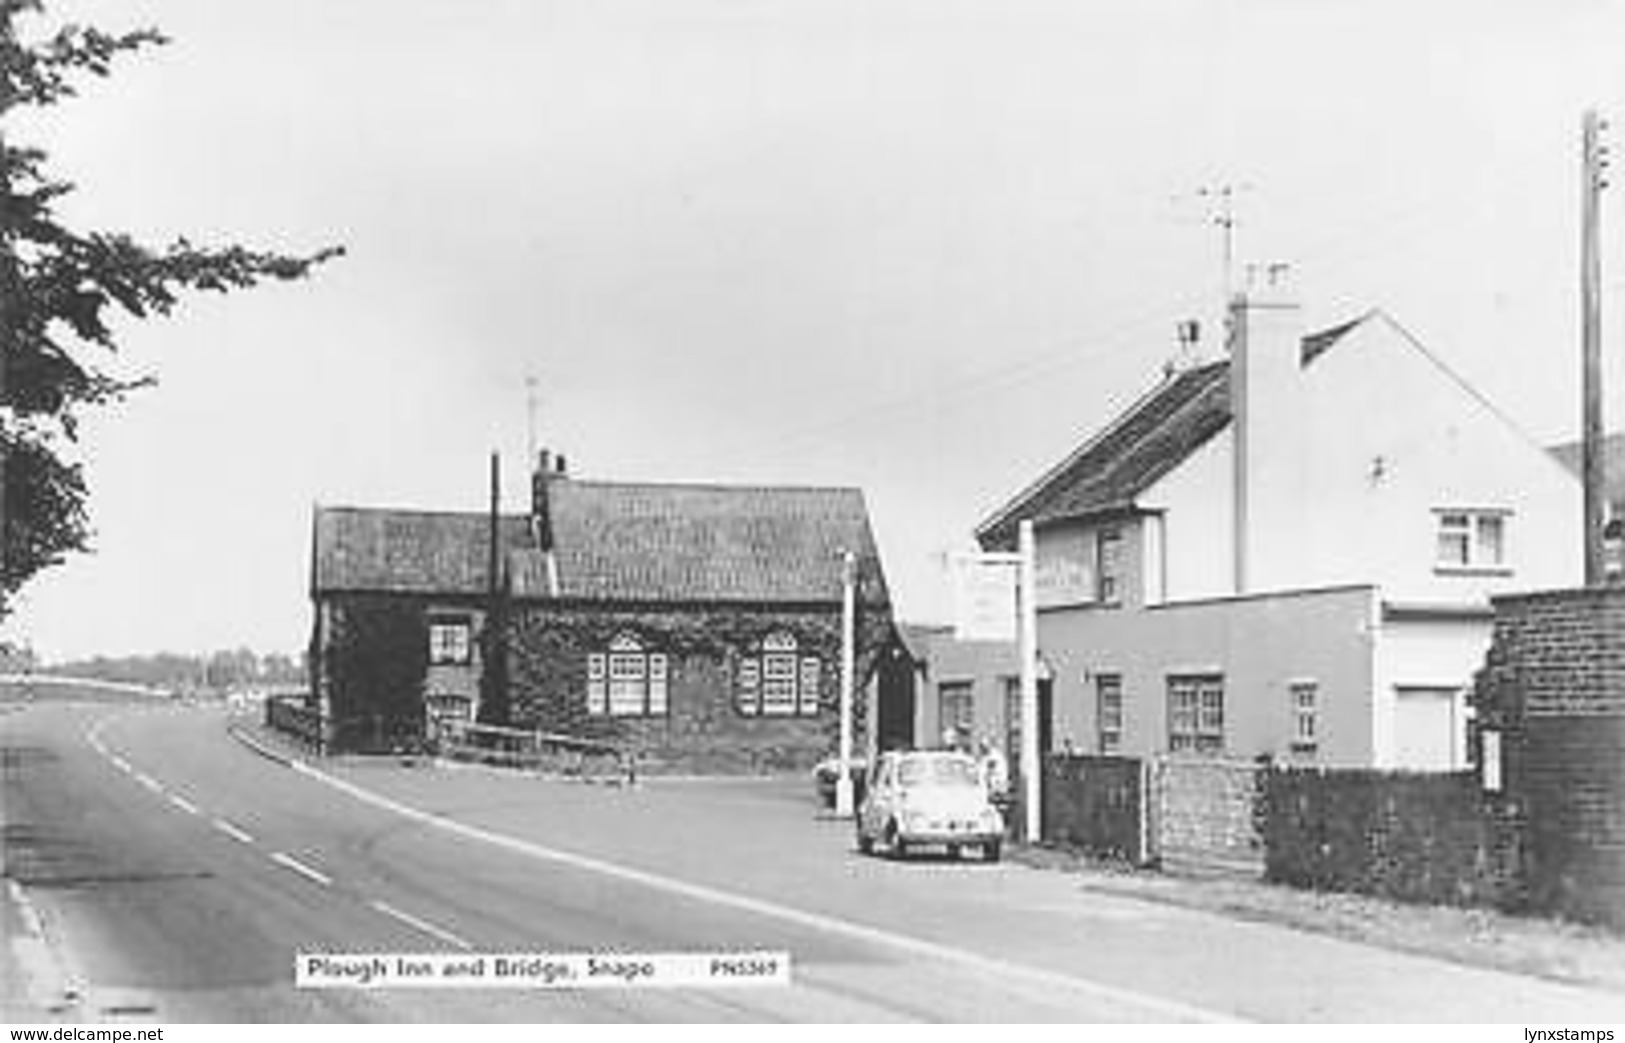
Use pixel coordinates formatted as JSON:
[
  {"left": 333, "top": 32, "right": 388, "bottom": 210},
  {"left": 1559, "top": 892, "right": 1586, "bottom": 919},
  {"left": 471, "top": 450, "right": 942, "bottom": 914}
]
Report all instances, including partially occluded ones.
[{"left": 1230, "top": 266, "right": 1308, "bottom": 593}]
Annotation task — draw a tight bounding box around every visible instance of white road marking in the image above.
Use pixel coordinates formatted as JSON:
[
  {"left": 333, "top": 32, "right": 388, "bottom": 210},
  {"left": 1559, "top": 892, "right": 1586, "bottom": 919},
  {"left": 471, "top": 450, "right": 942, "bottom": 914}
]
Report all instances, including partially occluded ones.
[
  {"left": 133, "top": 773, "right": 163, "bottom": 794},
  {"left": 166, "top": 794, "right": 201, "bottom": 816},
  {"left": 212, "top": 819, "right": 256, "bottom": 845},
  {"left": 110, "top": 756, "right": 131, "bottom": 773},
  {"left": 368, "top": 900, "right": 473, "bottom": 951},
  {"left": 5, "top": 878, "right": 82, "bottom": 1010},
  {"left": 289, "top": 760, "right": 1236, "bottom": 1023},
  {"left": 269, "top": 851, "right": 333, "bottom": 888},
  {"left": 7, "top": 879, "right": 45, "bottom": 940}
]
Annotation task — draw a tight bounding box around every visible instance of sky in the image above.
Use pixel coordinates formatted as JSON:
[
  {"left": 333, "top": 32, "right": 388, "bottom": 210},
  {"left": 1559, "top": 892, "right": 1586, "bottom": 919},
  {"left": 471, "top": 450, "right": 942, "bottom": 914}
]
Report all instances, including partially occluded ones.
[{"left": 7, "top": 0, "right": 1625, "bottom": 662}]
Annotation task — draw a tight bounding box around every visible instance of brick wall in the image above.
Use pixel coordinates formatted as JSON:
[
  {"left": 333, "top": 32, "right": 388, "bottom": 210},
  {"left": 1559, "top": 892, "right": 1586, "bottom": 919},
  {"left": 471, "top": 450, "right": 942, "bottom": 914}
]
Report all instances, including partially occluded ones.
[
  {"left": 1476, "top": 586, "right": 1625, "bottom": 928},
  {"left": 1149, "top": 755, "right": 1265, "bottom": 875},
  {"left": 506, "top": 602, "right": 892, "bottom": 773}
]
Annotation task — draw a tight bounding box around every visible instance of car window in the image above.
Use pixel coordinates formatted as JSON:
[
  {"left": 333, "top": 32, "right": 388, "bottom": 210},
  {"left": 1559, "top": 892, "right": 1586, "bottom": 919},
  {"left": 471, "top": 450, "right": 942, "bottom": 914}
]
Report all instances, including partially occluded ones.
[{"left": 898, "top": 756, "right": 979, "bottom": 787}]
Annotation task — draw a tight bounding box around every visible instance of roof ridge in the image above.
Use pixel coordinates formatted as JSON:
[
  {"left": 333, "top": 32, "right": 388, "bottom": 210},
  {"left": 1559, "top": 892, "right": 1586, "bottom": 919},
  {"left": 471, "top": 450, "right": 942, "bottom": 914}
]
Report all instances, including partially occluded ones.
[
  {"left": 973, "top": 314, "right": 1370, "bottom": 540},
  {"left": 553, "top": 479, "right": 865, "bottom": 494},
  {"left": 315, "top": 504, "right": 531, "bottom": 519},
  {"left": 974, "top": 360, "right": 1226, "bottom": 539}
]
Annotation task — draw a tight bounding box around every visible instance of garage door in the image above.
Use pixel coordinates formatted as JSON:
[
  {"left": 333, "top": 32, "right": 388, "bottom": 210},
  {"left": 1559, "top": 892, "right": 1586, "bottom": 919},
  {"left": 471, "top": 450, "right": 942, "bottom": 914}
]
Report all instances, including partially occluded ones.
[{"left": 1393, "top": 686, "right": 1459, "bottom": 771}]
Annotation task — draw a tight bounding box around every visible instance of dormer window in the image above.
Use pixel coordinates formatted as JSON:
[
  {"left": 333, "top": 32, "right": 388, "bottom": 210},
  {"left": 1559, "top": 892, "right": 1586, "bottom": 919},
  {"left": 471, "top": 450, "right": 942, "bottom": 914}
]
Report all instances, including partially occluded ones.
[{"left": 1434, "top": 509, "right": 1510, "bottom": 574}]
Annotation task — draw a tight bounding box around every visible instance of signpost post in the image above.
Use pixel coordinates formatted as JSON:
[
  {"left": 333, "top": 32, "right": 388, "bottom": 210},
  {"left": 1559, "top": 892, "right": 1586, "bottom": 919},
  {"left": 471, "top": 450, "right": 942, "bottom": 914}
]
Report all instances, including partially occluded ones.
[
  {"left": 948, "top": 520, "right": 1040, "bottom": 841},
  {"left": 1018, "top": 521, "right": 1039, "bottom": 843}
]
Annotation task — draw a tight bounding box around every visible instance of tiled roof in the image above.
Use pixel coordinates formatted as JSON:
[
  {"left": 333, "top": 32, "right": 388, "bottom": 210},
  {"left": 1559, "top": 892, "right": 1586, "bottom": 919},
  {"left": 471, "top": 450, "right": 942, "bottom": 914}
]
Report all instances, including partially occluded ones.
[
  {"left": 1549, "top": 433, "right": 1625, "bottom": 501},
  {"left": 312, "top": 507, "right": 536, "bottom": 595},
  {"left": 510, "top": 481, "right": 888, "bottom": 604},
  {"left": 894, "top": 622, "right": 950, "bottom": 666},
  {"left": 976, "top": 318, "right": 1365, "bottom": 547}
]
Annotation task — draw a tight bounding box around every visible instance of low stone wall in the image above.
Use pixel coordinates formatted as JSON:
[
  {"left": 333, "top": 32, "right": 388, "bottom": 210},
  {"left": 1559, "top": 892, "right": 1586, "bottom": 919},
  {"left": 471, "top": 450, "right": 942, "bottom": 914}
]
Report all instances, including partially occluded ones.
[{"left": 1150, "top": 755, "right": 1265, "bottom": 875}]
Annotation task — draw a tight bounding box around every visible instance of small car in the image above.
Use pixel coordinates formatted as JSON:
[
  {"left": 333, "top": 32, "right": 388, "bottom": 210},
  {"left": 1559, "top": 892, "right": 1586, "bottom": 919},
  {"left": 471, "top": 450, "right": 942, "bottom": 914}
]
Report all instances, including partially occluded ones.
[
  {"left": 855, "top": 750, "right": 1004, "bottom": 862},
  {"left": 812, "top": 755, "right": 867, "bottom": 808}
]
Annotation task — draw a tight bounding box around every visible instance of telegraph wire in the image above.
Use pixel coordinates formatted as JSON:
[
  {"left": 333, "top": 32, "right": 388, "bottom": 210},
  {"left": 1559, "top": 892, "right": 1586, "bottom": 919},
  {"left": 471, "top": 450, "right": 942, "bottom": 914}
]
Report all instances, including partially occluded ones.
[{"left": 758, "top": 129, "right": 1582, "bottom": 461}]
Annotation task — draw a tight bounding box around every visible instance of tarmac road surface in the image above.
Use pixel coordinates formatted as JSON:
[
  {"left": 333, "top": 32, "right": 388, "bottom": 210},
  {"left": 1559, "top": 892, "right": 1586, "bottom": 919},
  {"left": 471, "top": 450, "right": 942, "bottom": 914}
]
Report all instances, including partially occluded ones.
[{"left": 4, "top": 699, "right": 1623, "bottom": 1023}]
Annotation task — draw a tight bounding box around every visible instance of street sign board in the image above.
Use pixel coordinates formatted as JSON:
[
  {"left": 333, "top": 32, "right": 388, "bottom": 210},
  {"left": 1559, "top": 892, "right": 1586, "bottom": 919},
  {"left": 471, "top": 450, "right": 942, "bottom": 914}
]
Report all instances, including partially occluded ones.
[{"left": 951, "top": 554, "right": 1019, "bottom": 642}]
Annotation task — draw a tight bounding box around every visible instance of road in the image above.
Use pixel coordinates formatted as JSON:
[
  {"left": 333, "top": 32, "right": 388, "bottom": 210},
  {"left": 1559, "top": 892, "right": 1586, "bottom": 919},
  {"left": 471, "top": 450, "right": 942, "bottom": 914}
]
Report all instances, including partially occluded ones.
[{"left": 4, "top": 697, "right": 1623, "bottom": 1023}]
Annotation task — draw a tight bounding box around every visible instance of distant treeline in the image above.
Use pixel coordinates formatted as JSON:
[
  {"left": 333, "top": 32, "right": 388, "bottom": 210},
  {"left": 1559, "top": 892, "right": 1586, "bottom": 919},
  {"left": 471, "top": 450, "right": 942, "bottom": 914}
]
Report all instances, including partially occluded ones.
[{"left": 0, "top": 642, "right": 305, "bottom": 691}]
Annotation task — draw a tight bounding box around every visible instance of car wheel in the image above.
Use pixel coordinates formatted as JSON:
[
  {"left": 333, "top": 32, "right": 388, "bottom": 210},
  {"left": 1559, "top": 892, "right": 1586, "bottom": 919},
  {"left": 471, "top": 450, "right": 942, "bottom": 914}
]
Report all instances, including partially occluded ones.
[
  {"left": 946, "top": 843, "right": 962, "bottom": 860},
  {"left": 856, "top": 826, "right": 874, "bottom": 856},
  {"left": 885, "top": 820, "right": 908, "bottom": 860},
  {"left": 984, "top": 839, "right": 1002, "bottom": 863}
]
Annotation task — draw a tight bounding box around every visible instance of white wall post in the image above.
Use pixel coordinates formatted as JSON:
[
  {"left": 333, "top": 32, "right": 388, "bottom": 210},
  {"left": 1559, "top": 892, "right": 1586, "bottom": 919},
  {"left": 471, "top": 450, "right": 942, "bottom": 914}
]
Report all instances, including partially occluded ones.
[
  {"left": 1019, "top": 520, "right": 1040, "bottom": 842},
  {"left": 835, "top": 550, "right": 858, "bottom": 818}
]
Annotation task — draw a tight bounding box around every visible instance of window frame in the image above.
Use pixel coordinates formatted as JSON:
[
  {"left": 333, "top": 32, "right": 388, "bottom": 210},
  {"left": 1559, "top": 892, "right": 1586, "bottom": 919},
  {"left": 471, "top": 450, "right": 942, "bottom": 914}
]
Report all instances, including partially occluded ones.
[
  {"left": 586, "top": 633, "right": 668, "bottom": 718},
  {"left": 938, "top": 680, "right": 974, "bottom": 740},
  {"left": 1167, "top": 674, "right": 1224, "bottom": 754},
  {"left": 1433, "top": 508, "right": 1512, "bottom": 575},
  {"left": 736, "top": 631, "right": 821, "bottom": 718},
  {"left": 1096, "top": 673, "right": 1124, "bottom": 754},
  {"left": 427, "top": 616, "right": 473, "bottom": 666},
  {"left": 1290, "top": 680, "right": 1318, "bottom": 755},
  {"left": 1096, "top": 527, "right": 1124, "bottom": 606}
]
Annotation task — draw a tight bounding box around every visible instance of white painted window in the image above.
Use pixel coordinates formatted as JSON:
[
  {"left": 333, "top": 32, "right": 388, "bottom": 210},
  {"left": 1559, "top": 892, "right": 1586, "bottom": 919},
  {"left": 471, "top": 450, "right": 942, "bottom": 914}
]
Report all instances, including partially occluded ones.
[
  {"left": 1290, "top": 681, "right": 1318, "bottom": 755},
  {"left": 1096, "top": 528, "right": 1124, "bottom": 605},
  {"left": 1168, "top": 674, "right": 1224, "bottom": 754},
  {"left": 587, "top": 634, "right": 668, "bottom": 718},
  {"left": 737, "top": 632, "right": 820, "bottom": 717},
  {"left": 1096, "top": 674, "right": 1123, "bottom": 754},
  {"left": 798, "top": 657, "right": 821, "bottom": 716},
  {"left": 736, "top": 658, "right": 761, "bottom": 715},
  {"left": 648, "top": 653, "right": 669, "bottom": 716},
  {"left": 586, "top": 653, "right": 608, "bottom": 715},
  {"left": 427, "top": 618, "right": 472, "bottom": 666},
  {"left": 1434, "top": 509, "right": 1510, "bottom": 572}
]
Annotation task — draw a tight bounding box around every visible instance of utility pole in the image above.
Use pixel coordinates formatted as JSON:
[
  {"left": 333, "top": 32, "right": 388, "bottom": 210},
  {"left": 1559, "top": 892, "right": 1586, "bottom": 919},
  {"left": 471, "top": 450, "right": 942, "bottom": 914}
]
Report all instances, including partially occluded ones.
[
  {"left": 1197, "top": 183, "right": 1253, "bottom": 301},
  {"left": 481, "top": 451, "right": 509, "bottom": 726},
  {"left": 1581, "top": 110, "right": 1609, "bottom": 585},
  {"left": 525, "top": 374, "right": 539, "bottom": 469}
]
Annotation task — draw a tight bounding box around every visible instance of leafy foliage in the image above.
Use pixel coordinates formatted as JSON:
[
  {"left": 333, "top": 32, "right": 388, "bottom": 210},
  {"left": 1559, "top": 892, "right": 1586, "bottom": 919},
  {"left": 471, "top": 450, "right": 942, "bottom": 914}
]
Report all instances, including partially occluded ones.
[
  {"left": 323, "top": 595, "right": 428, "bottom": 750},
  {"left": 33, "top": 646, "right": 305, "bottom": 689},
  {"left": 0, "top": 0, "right": 342, "bottom": 614}
]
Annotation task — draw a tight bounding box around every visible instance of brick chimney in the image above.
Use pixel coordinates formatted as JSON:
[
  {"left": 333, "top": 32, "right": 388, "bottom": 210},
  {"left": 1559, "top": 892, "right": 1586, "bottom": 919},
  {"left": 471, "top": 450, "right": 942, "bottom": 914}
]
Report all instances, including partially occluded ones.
[
  {"left": 531, "top": 449, "right": 565, "bottom": 595},
  {"left": 1229, "top": 266, "right": 1308, "bottom": 593}
]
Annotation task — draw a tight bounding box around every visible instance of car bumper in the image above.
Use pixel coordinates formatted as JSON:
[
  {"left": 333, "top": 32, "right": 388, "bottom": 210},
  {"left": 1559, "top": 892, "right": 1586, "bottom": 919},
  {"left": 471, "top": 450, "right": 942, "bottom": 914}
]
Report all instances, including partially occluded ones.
[{"left": 897, "top": 826, "right": 1002, "bottom": 846}]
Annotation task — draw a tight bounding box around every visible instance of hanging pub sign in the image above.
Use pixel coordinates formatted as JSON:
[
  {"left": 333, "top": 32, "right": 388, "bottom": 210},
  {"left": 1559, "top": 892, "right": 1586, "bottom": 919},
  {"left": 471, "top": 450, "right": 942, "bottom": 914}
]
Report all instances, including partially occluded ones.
[{"left": 950, "top": 553, "right": 1019, "bottom": 642}]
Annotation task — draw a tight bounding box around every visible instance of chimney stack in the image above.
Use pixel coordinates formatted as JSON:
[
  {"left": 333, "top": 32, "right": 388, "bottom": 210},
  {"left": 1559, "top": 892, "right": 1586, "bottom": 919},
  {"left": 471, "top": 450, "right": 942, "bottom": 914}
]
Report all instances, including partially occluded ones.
[
  {"left": 531, "top": 450, "right": 555, "bottom": 553},
  {"left": 1229, "top": 265, "right": 1308, "bottom": 593},
  {"left": 530, "top": 449, "right": 563, "bottom": 597}
]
